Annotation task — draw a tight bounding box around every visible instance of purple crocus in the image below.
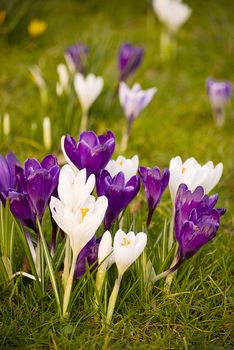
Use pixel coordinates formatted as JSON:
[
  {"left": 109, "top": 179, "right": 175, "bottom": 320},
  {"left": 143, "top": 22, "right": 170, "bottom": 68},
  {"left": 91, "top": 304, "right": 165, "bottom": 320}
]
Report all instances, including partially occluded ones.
[
  {"left": 0, "top": 152, "right": 20, "bottom": 204},
  {"left": 74, "top": 236, "right": 101, "bottom": 279},
  {"left": 206, "top": 78, "right": 233, "bottom": 127},
  {"left": 9, "top": 155, "right": 60, "bottom": 229},
  {"left": 118, "top": 43, "right": 144, "bottom": 81},
  {"left": 96, "top": 170, "right": 140, "bottom": 230},
  {"left": 174, "top": 183, "right": 225, "bottom": 266},
  {"left": 65, "top": 41, "right": 88, "bottom": 73},
  {"left": 62, "top": 131, "right": 115, "bottom": 176},
  {"left": 139, "top": 166, "right": 170, "bottom": 227}
]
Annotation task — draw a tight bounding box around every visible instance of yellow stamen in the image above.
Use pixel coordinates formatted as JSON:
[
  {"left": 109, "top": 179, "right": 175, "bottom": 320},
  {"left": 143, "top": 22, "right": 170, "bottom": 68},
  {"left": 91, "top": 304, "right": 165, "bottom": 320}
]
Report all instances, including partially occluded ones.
[
  {"left": 119, "top": 161, "right": 123, "bottom": 166},
  {"left": 121, "top": 237, "right": 131, "bottom": 247},
  {"left": 80, "top": 208, "right": 89, "bottom": 222},
  {"left": 182, "top": 167, "right": 186, "bottom": 174}
]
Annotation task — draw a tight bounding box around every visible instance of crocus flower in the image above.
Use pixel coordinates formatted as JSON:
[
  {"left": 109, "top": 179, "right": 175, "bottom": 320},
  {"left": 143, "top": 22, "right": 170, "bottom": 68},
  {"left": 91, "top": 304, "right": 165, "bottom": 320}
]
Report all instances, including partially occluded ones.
[
  {"left": 152, "top": 0, "right": 192, "bottom": 33},
  {"left": 9, "top": 155, "right": 59, "bottom": 228},
  {"left": 3, "top": 113, "right": 10, "bottom": 137},
  {"left": 98, "top": 230, "right": 113, "bottom": 272},
  {"left": 106, "top": 229, "right": 147, "bottom": 323},
  {"left": 139, "top": 166, "right": 170, "bottom": 226},
  {"left": 169, "top": 156, "right": 223, "bottom": 203},
  {"left": 50, "top": 165, "right": 107, "bottom": 257},
  {"left": 61, "top": 131, "right": 115, "bottom": 176},
  {"left": 118, "top": 43, "right": 144, "bottom": 81},
  {"left": 28, "top": 19, "right": 47, "bottom": 38},
  {"left": 65, "top": 42, "right": 88, "bottom": 73},
  {"left": 96, "top": 170, "right": 140, "bottom": 230},
  {"left": 0, "top": 152, "right": 20, "bottom": 204},
  {"left": 74, "top": 73, "right": 104, "bottom": 115},
  {"left": 174, "top": 184, "right": 225, "bottom": 264},
  {"left": 105, "top": 155, "right": 139, "bottom": 182},
  {"left": 74, "top": 235, "right": 101, "bottom": 279},
  {"left": 43, "top": 116, "right": 52, "bottom": 150},
  {"left": 56, "top": 64, "right": 69, "bottom": 96},
  {"left": 119, "top": 82, "right": 156, "bottom": 151},
  {"left": 29, "top": 65, "right": 48, "bottom": 106},
  {"left": 206, "top": 78, "right": 233, "bottom": 127},
  {"left": 119, "top": 82, "right": 157, "bottom": 122}
]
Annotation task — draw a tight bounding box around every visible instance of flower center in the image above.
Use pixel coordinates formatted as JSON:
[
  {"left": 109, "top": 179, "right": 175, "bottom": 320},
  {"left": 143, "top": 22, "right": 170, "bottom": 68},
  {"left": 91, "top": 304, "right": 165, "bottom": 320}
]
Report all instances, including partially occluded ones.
[
  {"left": 121, "top": 237, "right": 131, "bottom": 246},
  {"left": 119, "top": 161, "right": 123, "bottom": 166},
  {"left": 80, "top": 208, "right": 89, "bottom": 222},
  {"left": 182, "top": 167, "right": 186, "bottom": 174}
]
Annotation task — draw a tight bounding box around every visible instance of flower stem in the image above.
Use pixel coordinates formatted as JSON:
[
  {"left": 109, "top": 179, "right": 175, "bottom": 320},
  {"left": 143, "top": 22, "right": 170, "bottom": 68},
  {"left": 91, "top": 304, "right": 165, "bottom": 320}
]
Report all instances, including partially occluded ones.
[
  {"left": 63, "top": 253, "right": 77, "bottom": 317},
  {"left": 62, "top": 236, "right": 71, "bottom": 288},
  {"left": 120, "top": 118, "right": 133, "bottom": 152},
  {"left": 106, "top": 274, "right": 122, "bottom": 324},
  {"left": 95, "top": 269, "right": 106, "bottom": 307},
  {"left": 212, "top": 107, "right": 225, "bottom": 127},
  {"left": 80, "top": 110, "right": 88, "bottom": 133}
]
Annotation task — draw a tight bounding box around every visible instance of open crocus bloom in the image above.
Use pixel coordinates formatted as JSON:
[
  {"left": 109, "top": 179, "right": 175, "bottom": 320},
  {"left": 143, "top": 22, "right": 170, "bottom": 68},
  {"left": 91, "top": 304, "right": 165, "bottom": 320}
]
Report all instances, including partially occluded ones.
[
  {"left": 105, "top": 155, "right": 139, "bottom": 182},
  {"left": 118, "top": 43, "right": 144, "bottom": 81},
  {"left": 152, "top": 0, "right": 192, "bottom": 33},
  {"left": 61, "top": 131, "right": 115, "bottom": 176},
  {"left": 113, "top": 229, "right": 147, "bottom": 276},
  {"left": 50, "top": 165, "right": 108, "bottom": 257},
  {"left": 174, "top": 184, "right": 225, "bottom": 263},
  {"left": 74, "top": 73, "right": 104, "bottom": 114},
  {"left": 119, "top": 82, "right": 157, "bottom": 122},
  {"left": 169, "top": 156, "right": 223, "bottom": 203}
]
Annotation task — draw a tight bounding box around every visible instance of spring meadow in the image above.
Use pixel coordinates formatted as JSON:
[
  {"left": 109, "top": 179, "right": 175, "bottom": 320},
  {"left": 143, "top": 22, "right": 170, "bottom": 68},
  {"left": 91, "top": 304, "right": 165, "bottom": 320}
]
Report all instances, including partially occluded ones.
[{"left": 0, "top": 0, "right": 234, "bottom": 349}]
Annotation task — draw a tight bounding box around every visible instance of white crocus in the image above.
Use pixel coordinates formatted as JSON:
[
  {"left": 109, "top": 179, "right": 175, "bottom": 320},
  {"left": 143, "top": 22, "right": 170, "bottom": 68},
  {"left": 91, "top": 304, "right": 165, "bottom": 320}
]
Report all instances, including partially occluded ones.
[
  {"left": 43, "top": 116, "right": 51, "bottom": 150},
  {"left": 49, "top": 164, "right": 107, "bottom": 316},
  {"left": 74, "top": 73, "right": 104, "bottom": 114},
  {"left": 106, "top": 229, "right": 147, "bottom": 323},
  {"left": 29, "top": 65, "right": 48, "bottom": 106},
  {"left": 105, "top": 155, "right": 139, "bottom": 182},
  {"left": 98, "top": 231, "right": 113, "bottom": 272},
  {"left": 169, "top": 156, "right": 223, "bottom": 202},
  {"left": 56, "top": 63, "right": 69, "bottom": 96},
  {"left": 3, "top": 113, "right": 10, "bottom": 137},
  {"left": 152, "top": 0, "right": 192, "bottom": 33}
]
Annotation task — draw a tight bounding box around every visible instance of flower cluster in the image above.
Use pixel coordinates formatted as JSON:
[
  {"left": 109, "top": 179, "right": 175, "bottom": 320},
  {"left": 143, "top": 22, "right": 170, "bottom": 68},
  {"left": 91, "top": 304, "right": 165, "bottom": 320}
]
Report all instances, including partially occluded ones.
[{"left": 0, "top": 129, "right": 226, "bottom": 322}]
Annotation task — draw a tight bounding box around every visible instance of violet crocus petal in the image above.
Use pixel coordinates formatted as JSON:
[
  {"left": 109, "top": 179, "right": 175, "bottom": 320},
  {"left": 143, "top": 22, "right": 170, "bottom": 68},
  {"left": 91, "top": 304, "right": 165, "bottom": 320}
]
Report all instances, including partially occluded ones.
[
  {"left": 63, "top": 134, "right": 81, "bottom": 168},
  {"left": 5, "top": 152, "right": 20, "bottom": 187},
  {"left": 41, "top": 155, "right": 58, "bottom": 171},
  {"left": 74, "top": 236, "right": 100, "bottom": 279},
  {"left": 119, "top": 43, "right": 144, "bottom": 81},
  {"left": 26, "top": 169, "right": 54, "bottom": 220},
  {"left": 175, "top": 184, "right": 225, "bottom": 263},
  {"left": 0, "top": 156, "right": 11, "bottom": 192},
  {"left": 24, "top": 158, "right": 41, "bottom": 178},
  {"left": 9, "top": 191, "right": 36, "bottom": 231},
  {"left": 79, "top": 131, "right": 99, "bottom": 147},
  {"left": 65, "top": 42, "right": 88, "bottom": 72}
]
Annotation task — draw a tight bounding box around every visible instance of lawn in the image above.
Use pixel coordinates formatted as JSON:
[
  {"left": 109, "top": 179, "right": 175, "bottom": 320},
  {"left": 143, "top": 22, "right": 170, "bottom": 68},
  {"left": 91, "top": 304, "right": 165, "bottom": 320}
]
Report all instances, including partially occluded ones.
[{"left": 0, "top": 0, "right": 234, "bottom": 349}]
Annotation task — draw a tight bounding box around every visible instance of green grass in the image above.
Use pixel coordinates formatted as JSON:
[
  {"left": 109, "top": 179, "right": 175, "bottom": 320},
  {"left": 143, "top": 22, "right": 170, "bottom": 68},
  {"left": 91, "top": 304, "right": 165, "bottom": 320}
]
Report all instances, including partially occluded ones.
[{"left": 0, "top": 0, "right": 234, "bottom": 348}]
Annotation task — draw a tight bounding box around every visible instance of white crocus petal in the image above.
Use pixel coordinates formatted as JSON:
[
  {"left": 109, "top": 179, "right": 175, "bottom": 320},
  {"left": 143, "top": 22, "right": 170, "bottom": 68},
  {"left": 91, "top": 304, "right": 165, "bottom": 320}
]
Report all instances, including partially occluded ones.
[
  {"left": 153, "top": 0, "right": 192, "bottom": 33},
  {"left": 113, "top": 229, "right": 147, "bottom": 276},
  {"left": 119, "top": 82, "right": 157, "bottom": 120},
  {"left": 169, "top": 156, "right": 223, "bottom": 202},
  {"left": 74, "top": 73, "right": 104, "bottom": 114},
  {"left": 105, "top": 155, "right": 139, "bottom": 182},
  {"left": 58, "top": 165, "right": 95, "bottom": 211},
  {"left": 50, "top": 196, "right": 71, "bottom": 234},
  {"left": 57, "top": 64, "right": 69, "bottom": 93},
  {"left": 98, "top": 231, "right": 113, "bottom": 272}
]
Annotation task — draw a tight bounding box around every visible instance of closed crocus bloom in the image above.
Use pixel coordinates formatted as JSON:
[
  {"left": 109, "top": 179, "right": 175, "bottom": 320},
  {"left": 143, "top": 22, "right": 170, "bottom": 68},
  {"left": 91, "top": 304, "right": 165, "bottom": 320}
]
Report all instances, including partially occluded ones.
[
  {"left": 61, "top": 131, "right": 115, "bottom": 176},
  {"left": 56, "top": 64, "right": 69, "bottom": 96},
  {"left": 174, "top": 184, "right": 225, "bottom": 263},
  {"left": 119, "top": 82, "right": 157, "bottom": 122},
  {"left": 98, "top": 231, "right": 113, "bottom": 272},
  {"left": 206, "top": 78, "right": 233, "bottom": 127},
  {"left": 0, "top": 152, "right": 20, "bottom": 204},
  {"left": 152, "top": 0, "right": 192, "bottom": 33},
  {"left": 74, "top": 235, "right": 101, "bottom": 279},
  {"left": 118, "top": 43, "right": 144, "bottom": 81},
  {"left": 169, "top": 156, "right": 223, "bottom": 203},
  {"left": 96, "top": 170, "right": 140, "bottom": 230},
  {"left": 139, "top": 166, "right": 170, "bottom": 226},
  {"left": 114, "top": 229, "right": 147, "bottom": 276},
  {"left": 65, "top": 42, "right": 88, "bottom": 73},
  {"left": 105, "top": 155, "right": 139, "bottom": 183},
  {"left": 74, "top": 73, "right": 104, "bottom": 115}
]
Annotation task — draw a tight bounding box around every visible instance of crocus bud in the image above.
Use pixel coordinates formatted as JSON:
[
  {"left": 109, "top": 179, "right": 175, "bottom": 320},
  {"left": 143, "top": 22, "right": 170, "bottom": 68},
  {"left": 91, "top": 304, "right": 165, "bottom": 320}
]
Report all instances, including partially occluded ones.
[
  {"left": 43, "top": 116, "right": 52, "bottom": 150},
  {"left": 3, "top": 113, "right": 10, "bottom": 137},
  {"left": 98, "top": 231, "right": 113, "bottom": 272}
]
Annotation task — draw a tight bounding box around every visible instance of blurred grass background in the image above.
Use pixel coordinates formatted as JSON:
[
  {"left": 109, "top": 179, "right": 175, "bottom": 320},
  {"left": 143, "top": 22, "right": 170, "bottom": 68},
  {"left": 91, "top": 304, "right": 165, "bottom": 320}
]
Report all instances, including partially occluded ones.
[{"left": 0, "top": 0, "right": 233, "bottom": 348}]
